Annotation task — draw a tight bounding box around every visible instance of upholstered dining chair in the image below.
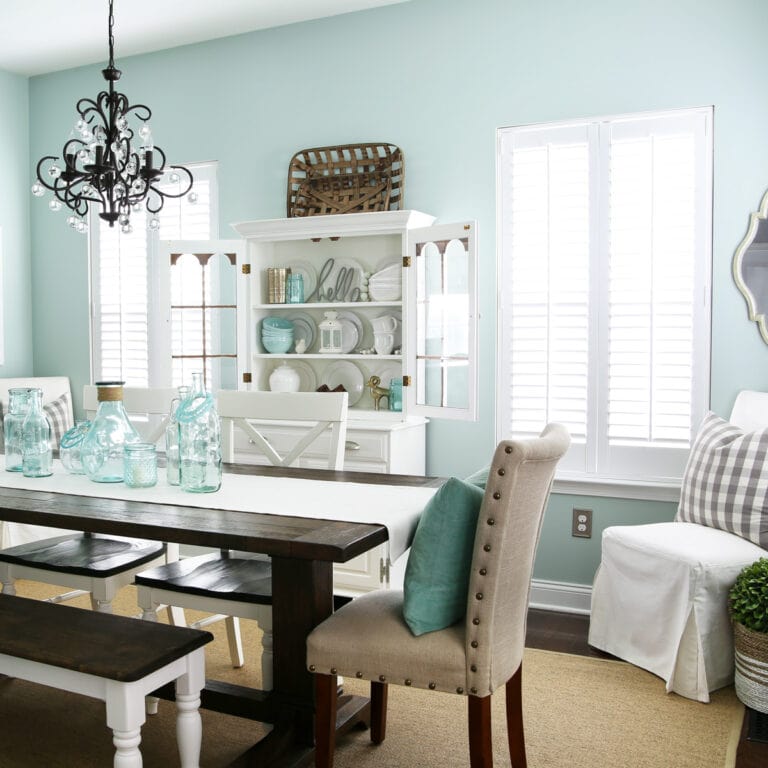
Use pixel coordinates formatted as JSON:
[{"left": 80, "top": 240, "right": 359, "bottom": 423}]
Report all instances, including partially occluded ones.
[
  {"left": 306, "top": 424, "right": 570, "bottom": 768},
  {"left": 135, "top": 390, "right": 349, "bottom": 691},
  {"left": 0, "top": 385, "right": 180, "bottom": 614}
]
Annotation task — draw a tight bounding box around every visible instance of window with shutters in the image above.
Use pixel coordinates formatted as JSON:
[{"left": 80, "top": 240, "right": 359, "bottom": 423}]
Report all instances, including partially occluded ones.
[
  {"left": 89, "top": 161, "right": 219, "bottom": 388},
  {"left": 497, "top": 108, "right": 712, "bottom": 489}
]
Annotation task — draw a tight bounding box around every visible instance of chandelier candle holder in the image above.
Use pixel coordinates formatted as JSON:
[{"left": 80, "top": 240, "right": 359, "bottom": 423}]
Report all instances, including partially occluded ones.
[{"left": 31, "top": 0, "right": 193, "bottom": 235}]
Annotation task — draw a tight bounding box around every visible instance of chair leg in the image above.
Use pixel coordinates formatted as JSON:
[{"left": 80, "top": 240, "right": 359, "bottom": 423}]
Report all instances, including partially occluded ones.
[
  {"left": 225, "top": 616, "right": 245, "bottom": 668},
  {"left": 506, "top": 664, "right": 527, "bottom": 768},
  {"left": 468, "top": 693, "right": 493, "bottom": 768},
  {"left": 314, "top": 673, "right": 338, "bottom": 768},
  {"left": 370, "top": 681, "right": 388, "bottom": 744},
  {"left": 260, "top": 624, "right": 274, "bottom": 691}
]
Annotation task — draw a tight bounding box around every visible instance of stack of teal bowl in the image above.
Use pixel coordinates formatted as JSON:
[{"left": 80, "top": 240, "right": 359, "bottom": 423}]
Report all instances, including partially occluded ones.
[{"left": 262, "top": 316, "right": 294, "bottom": 353}]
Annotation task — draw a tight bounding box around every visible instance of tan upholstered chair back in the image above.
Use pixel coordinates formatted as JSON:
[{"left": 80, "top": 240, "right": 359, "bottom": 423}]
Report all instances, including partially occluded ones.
[{"left": 464, "top": 423, "right": 570, "bottom": 695}]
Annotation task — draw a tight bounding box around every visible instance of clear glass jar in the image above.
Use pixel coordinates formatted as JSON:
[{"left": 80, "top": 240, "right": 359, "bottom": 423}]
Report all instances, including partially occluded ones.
[
  {"left": 21, "top": 389, "right": 53, "bottom": 478},
  {"left": 165, "top": 385, "right": 190, "bottom": 486},
  {"left": 177, "top": 372, "right": 221, "bottom": 493},
  {"left": 81, "top": 382, "right": 141, "bottom": 483},
  {"left": 4, "top": 387, "right": 33, "bottom": 472},
  {"left": 60, "top": 420, "right": 91, "bottom": 474},
  {"left": 124, "top": 443, "right": 158, "bottom": 488}
]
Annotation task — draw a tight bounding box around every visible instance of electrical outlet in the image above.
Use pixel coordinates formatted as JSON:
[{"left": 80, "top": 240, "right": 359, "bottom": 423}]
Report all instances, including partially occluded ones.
[{"left": 572, "top": 508, "right": 592, "bottom": 538}]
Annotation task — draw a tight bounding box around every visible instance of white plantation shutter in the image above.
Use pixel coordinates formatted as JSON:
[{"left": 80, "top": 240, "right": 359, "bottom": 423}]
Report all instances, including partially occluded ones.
[
  {"left": 498, "top": 109, "right": 712, "bottom": 483},
  {"left": 90, "top": 162, "right": 218, "bottom": 388}
]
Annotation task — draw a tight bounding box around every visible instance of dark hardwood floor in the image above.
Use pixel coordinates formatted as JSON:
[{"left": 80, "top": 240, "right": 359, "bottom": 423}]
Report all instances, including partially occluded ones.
[{"left": 525, "top": 608, "right": 768, "bottom": 768}]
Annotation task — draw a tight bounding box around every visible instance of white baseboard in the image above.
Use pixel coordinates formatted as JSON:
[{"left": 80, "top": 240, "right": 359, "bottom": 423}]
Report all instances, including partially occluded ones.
[{"left": 529, "top": 578, "right": 592, "bottom": 615}]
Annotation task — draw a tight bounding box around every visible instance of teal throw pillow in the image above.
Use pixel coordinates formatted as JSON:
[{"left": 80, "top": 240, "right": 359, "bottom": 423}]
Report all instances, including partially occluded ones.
[
  {"left": 403, "top": 477, "right": 485, "bottom": 636},
  {"left": 464, "top": 465, "right": 490, "bottom": 489}
]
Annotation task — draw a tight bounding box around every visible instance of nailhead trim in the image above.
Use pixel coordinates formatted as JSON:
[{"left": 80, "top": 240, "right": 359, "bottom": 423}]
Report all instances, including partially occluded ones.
[
  {"left": 356, "top": 671, "right": 363, "bottom": 678},
  {"left": 330, "top": 667, "right": 337, "bottom": 674},
  {"left": 471, "top": 687, "right": 478, "bottom": 694},
  {"left": 476, "top": 592, "right": 483, "bottom": 600},
  {"left": 429, "top": 682, "right": 436, "bottom": 690},
  {"left": 493, "top": 491, "right": 501, "bottom": 500},
  {"left": 505, "top": 446, "right": 512, "bottom": 453},
  {"left": 309, "top": 665, "right": 316, "bottom": 672},
  {"left": 379, "top": 675, "right": 386, "bottom": 682},
  {"left": 405, "top": 679, "right": 412, "bottom": 686},
  {"left": 471, "top": 640, "right": 479, "bottom": 648},
  {"left": 473, "top": 617, "right": 480, "bottom": 625},
  {"left": 498, "top": 468, "right": 505, "bottom": 476},
  {"left": 479, "top": 568, "right": 487, "bottom": 576},
  {"left": 471, "top": 664, "right": 477, "bottom": 672},
  {"left": 456, "top": 687, "right": 464, "bottom": 694},
  {"left": 487, "top": 518, "right": 495, "bottom": 525},
  {"left": 484, "top": 544, "right": 491, "bottom": 552}
]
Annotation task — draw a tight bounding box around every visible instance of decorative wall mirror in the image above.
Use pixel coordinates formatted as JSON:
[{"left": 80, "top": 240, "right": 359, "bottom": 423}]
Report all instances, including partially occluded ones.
[{"left": 734, "top": 189, "right": 768, "bottom": 343}]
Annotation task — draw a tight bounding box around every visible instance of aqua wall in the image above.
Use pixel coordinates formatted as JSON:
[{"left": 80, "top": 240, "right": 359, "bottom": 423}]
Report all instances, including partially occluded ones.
[
  {"left": 0, "top": 68, "right": 31, "bottom": 375},
  {"left": 25, "top": 0, "right": 768, "bottom": 587}
]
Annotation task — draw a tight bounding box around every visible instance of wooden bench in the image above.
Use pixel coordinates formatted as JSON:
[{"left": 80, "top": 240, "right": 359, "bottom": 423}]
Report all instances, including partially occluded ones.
[{"left": 0, "top": 594, "right": 213, "bottom": 768}]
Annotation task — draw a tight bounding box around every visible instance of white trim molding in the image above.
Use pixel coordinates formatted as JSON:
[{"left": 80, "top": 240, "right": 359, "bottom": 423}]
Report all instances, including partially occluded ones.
[{"left": 529, "top": 578, "right": 592, "bottom": 615}]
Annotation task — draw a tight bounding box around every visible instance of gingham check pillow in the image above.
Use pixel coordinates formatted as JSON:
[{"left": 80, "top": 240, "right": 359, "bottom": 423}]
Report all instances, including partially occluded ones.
[
  {"left": 676, "top": 411, "right": 768, "bottom": 547},
  {"left": 42, "top": 392, "right": 72, "bottom": 450}
]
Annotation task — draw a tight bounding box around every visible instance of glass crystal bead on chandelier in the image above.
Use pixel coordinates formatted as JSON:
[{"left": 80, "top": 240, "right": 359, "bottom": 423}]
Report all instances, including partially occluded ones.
[{"left": 30, "top": 0, "right": 194, "bottom": 235}]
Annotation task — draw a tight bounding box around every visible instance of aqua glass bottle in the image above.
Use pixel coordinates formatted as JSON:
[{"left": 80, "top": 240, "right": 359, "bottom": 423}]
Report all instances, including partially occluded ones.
[
  {"left": 81, "top": 381, "right": 141, "bottom": 483},
  {"left": 165, "top": 384, "right": 190, "bottom": 486},
  {"left": 21, "top": 389, "right": 53, "bottom": 478},
  {"left": 177, "top": 372, "right": 221, "bottom": 493},
  {"left": 60, "top": 420, "right": 91, "bottom": 474},
  {"left": 4, "top": 387, "right": 33, "bottom": 472}
]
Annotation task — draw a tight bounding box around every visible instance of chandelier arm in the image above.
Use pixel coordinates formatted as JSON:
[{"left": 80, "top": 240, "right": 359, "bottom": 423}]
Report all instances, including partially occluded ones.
[{"left": 149, "top": 166, "right": 195, "bottom": 200}]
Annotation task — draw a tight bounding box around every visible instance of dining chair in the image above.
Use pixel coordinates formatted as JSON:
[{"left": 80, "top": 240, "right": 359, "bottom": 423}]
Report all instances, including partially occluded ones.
[
  {"left": 306, "top": 423, "right": 570, "bottom": 768},
  {"left": 0, "top": 386, "right": 181, "bottom": 616},
  {"left": 135, "top": 389, "right": 349, "bottom": 691}
]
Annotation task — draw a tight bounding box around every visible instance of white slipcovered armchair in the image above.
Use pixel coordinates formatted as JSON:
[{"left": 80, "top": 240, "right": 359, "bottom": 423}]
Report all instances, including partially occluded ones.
[{"left": 588, "top": 390, "right": 768, "bottom": 702}]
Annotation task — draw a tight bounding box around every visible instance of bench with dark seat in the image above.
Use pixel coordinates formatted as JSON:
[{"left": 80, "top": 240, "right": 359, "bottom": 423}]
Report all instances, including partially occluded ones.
[{"left": 0, "top": 594, "right": 212, "bottom": 768}]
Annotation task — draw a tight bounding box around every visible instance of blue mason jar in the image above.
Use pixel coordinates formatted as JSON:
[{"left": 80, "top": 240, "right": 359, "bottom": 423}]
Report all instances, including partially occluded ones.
[
  {"left": 389, "top": 377, "right": 403, "bottom": 412},
  {"left": 60, "top": 420, "right": 91, "bottom": 474}
]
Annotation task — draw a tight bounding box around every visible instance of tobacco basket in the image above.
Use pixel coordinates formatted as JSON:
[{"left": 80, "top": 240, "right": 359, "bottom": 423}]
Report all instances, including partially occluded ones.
[{"left": 287, "top": 143, "right": 404, "bottom": 218}]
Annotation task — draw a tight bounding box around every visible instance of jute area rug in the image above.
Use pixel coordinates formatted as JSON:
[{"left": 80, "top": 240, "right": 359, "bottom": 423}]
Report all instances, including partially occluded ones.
[{"left": 0, "top": 581, "right": 743, "bottom": 768}]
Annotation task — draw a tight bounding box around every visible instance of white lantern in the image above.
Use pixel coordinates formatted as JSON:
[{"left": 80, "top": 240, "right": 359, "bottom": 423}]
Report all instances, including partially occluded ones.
[{"left": 319, "top": 310, "right": 343, "bottom": 353}]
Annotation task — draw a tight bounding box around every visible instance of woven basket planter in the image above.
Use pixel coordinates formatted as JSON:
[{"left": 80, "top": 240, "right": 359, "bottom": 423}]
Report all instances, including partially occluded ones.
[{"left": 734, "top": 621, "right": 768, "bottom": 713}]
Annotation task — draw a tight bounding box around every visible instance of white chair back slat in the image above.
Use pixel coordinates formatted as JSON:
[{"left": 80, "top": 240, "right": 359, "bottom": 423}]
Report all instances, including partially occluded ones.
[
  {"left": 729, "top": 390, "right": 768, "bottom": 432},
  {"left": 215, "top": 390, "right": 349, "bottom": 471},
  {"left": 83, "top": 385, "right": 179, "bottom": 445}
]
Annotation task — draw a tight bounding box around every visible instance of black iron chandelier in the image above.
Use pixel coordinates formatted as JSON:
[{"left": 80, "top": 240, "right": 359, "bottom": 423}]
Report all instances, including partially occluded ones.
[{"left": 31, "top": 0, "right": 194, "bottom": 235}]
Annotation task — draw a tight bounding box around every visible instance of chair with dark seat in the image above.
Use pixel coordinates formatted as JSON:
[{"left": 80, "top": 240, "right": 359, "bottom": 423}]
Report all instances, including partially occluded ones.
[
  {"left": 306, "top": 424, "right": 570, "bottom": 768},
  {"left": 0, "top": 385, "right": 180, "bottom": 614},
  {"left": 135, "top": 389, "right": 349, "bottom": 690}
]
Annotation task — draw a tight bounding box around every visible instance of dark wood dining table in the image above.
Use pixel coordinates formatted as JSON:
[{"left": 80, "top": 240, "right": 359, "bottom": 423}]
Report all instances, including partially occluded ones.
[{"left": 0, "top": 463, "right": 444, "bottom": 767}]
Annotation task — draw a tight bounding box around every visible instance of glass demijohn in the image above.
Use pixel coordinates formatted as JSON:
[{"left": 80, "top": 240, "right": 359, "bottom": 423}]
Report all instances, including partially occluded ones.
[
  {"left": 165, "top": 385, "right": 191, "bottom": 486},
  {"left": 177, "top": 372, "right": 222, "bottom": 493},
  {"left": 4, "top": 387, "right": 33, "bottom": 472},
  {"left": 80, "top": 382, "right": 141, "bottom": 483},
  {"left": 21, "top": 389, "right": 53, "bottom": 478}
]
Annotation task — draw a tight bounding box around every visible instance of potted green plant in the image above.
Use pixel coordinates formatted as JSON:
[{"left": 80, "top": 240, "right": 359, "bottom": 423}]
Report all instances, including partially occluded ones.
[{"left": 729, "top": 557, "right": 768, "bottom": 713}]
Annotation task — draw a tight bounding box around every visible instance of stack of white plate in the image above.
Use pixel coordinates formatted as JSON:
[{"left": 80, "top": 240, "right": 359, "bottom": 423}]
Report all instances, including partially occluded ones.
[{"left": 368, "top": 263, "right": 402, "bottom": 302}]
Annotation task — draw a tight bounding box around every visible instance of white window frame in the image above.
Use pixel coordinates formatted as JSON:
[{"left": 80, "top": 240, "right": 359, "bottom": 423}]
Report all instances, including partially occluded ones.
[
  {"left": 496, "top": 107, "right": 713, "bottom": 499},
  {"left": 88, "top": 161, "right": 219, "bottom": 388}
]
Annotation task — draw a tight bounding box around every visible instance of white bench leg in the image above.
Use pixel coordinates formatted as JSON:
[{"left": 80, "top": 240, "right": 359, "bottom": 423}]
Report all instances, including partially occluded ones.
[
  {"left": 0, "top": 565, "right": 16, "bottom": 595},
  {"left": 176, "top": 648, "right": 206, "bottom": 768},
  {"left": 112, "top": 728, "right": 143, "bottom": 768},
  {"left": 225, "top": 616, "right": 245, "bottom": 668}
]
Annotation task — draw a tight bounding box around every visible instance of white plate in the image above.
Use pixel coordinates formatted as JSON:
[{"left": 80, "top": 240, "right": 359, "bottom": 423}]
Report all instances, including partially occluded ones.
[
  {"left": 285, "top": 311, "right": 317, "bottom": 352},
  {"left": 287, "top": 260, "right": 317, "bottom": 300},
  {"left": 321, "top": 361, "right": 364, "bottom": 406},
  {"left": 337, "top": 316, "right": 359, "bottom": 354},
  {"left": 272, "top": 359, "right": 317, "bottom": 392},
  {"left": 316, "top": 257, "right": 364, "bottom": 302},
  {"left": 337, "top": 310, "right": 364, "bottom": 352}
]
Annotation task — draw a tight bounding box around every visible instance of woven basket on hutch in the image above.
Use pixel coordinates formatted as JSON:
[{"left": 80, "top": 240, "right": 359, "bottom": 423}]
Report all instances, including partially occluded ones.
[
  {"left": 734, "top": 620, "right": 768, "bottom": 713},
  {"left": 287, "top": 143, "right": 404, "bottom": 218}
]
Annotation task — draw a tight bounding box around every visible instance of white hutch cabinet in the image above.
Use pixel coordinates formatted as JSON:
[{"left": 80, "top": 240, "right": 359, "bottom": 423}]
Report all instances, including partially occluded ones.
[{"left": 167, "top": 210, "right": 477, "bottom": 593}]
